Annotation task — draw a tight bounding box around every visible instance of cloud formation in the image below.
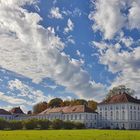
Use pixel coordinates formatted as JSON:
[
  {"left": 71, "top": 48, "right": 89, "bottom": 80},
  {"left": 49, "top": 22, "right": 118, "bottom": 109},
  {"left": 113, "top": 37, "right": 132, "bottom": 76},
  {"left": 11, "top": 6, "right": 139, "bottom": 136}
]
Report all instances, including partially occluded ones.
[
  {"left": 90, "top": 0, "right": 140, "bottom": 98},
  {"left": 64, "top": 18, "right": 74, "bottom": 34},
  {"left": 49, "top": 7, "right": 63, "bottom": 19},
  {"left": 0, "top": 0, "right": 106, "bottom": 101},
  {"left": 89, "top": 0, "right": 140, "bottom": 39}
]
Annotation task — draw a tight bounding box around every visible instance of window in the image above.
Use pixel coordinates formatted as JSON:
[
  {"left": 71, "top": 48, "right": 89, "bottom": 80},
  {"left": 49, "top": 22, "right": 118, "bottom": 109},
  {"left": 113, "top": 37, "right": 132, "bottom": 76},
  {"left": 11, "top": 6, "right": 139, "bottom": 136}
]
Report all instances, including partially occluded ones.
[
  {"left": 105, "top": 112, "right": 107, "bottom": 120},
  {"left": 134, "top": 111, "right": 136, "bottom": 120},
  {"left": 110, "top": 111, "right": 113, "bottom": 120},
  {"left": 71, "top": 114, "right": 73, "bottom": 120},
  {"left": 122, "top": 111, "right": 125, "bottom": 120},
  {"left": 100, "top": 112, "right": 102, "bottom": 120},
  {"left": 138, "top": 112, "right": 140, "bottom": 120},
  {"left": 75, "top": 114, "right": 77, "bottom": 120},
  {"left": 85, "top": 114, "right": 88, "bottom": 119},
  {"left": 95, "top": 115, "right": 96, "bottom": 120},
  {"left": 79, "top": 114, "right": 81, "bottom": 120},
  {"left": 130, "top": 111, "right": 132, "bottom": 120},
  {"left": 67, "top": 115, "right": 69, "bottom": 120},
  {"left": 134, "top": 106, "right": 136, "bottom": 110},
  {"left": 116, "top": 111, "right": 119, "bottom": 120},
  {"left": 122, "top": 105, "right": 125, "bottom": 109}
]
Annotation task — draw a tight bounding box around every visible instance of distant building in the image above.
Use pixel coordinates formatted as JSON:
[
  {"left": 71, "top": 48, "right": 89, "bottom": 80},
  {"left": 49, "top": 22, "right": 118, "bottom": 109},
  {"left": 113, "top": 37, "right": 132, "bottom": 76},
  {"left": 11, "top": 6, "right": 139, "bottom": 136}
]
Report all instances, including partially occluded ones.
[
  {"left": 0, "top": 93, "right": 140, "bottom": 129},
  {"left": 97, "top": 93, "right": 140, "bottom": 129},
  {"left": 37, "top": 105, "right": 98, "bottom": 128},
  {"left": 0, "top": 109, "right": 13, "bottom": 120}
]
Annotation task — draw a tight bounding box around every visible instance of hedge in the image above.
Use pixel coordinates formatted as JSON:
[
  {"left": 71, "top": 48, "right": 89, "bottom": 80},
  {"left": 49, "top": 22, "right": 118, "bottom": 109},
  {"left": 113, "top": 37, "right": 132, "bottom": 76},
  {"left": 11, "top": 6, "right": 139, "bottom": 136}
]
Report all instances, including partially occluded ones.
[{"left": 0, "top": 118, "right": 85, "bottom": 130}]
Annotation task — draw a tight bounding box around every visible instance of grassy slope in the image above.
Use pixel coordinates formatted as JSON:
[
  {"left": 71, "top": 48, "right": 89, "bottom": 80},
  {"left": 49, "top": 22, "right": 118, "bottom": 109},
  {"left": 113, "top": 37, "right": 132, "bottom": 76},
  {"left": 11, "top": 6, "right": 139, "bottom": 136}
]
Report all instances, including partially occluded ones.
[{"left": 0, "top": 130, "right": 140, "bottom": 140}]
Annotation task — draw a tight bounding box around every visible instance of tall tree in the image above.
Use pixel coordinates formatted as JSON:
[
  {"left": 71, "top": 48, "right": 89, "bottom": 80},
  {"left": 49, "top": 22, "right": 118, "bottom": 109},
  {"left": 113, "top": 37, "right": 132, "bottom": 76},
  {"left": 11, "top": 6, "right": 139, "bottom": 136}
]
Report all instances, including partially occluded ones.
[
  {"left": 48, "top": 98, "right": 63, "bottom": 107},
  {"left": 61, "top": 100, "right": 71, "bottom": 107},
  {"left": 33, "top": 102, "right": 48, "bottom": 114},
  {"left": 70, "top": 99, "right": 87, "bottom": 106},
  {"left": 87, "top": 100, "right": 97, "bottom": 110},
  {"left": 105, "top": 85, "right": 135, "bottom": 100}
]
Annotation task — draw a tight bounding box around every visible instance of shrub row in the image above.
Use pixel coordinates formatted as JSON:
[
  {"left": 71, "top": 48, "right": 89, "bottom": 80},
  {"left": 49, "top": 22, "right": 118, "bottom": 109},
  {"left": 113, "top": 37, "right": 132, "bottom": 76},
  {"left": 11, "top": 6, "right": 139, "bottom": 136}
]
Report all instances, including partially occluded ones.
[{"left": 0, "top": 118, "right": 85, "bottom": 130}]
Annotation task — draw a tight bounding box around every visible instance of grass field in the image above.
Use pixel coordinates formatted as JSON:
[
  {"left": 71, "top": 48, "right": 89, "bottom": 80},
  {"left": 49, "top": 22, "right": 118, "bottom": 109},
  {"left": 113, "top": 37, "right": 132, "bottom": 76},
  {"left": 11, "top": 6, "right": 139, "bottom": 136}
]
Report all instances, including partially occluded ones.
[{"left": 0, "top": 129, "right": 140, "bottom": 140}]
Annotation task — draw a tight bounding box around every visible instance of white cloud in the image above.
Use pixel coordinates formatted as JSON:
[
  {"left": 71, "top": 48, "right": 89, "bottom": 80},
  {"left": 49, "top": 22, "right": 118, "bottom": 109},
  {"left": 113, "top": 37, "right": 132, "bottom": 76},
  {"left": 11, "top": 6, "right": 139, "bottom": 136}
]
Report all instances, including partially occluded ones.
[
  {"left": 94, "top": 41, "right": 140, "bottom": 98},
  {"left": 49, "top": 7, "right": 63, "bottom": 19},
  {"left": 64, "top": 18, "right": 74, "bottom": 34},
  {"left": 62, "top": 8, "right": 82, "bottom": 17},
  {"left": 0, "top": 91, "right": 27, "bottom": 104},
  {"left": 66, "top": 35, "right": 75, "bottom": 44},
  {"left": 121, "top": 36, "right": 134, "bottom": 48},
  {"left": 89, "top": 0, "right": 140, "bottom": 39},
  {"left": 89, "top": 0, "right": 126, "bottom": 39},
  {"left": 0, "top": 0, "right": 106, "bottom": 100},
  {"left": 90, "top": 0, "right": 140, "bottom": 98},
  {"left": 76, "top": 50, "right": 84, "bottom": 58},
  {"left": 128, "top": 1, "right": 140, "bottom": 29},
  {"left": 8, "top": 79, "right": 54, "bottom": 104}
]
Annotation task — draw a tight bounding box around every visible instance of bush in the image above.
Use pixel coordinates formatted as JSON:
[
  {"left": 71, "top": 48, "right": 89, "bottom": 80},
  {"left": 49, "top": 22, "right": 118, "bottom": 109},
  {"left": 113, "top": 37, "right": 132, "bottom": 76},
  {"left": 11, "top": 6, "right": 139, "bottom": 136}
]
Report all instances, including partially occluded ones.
[
  {"left": 74, "top": 122, "right": 85, "bottom": 129},
  {"left": 51, "top": 119, "right": 63, "bottom": 129},
  {"left": 9, "top": 120, "right": 23, "bottom": 130},
  {"left": 0, "top": 118, "right": 85, "bottom": 130},
  {"left": 0, "top": 119, "right": 8, "bottom": 130},
  {"left": 23, "top": 119, "right": 38, "bottom": 130},
  {"left": 63, "top": 121, "right": 75, "bottom": 129},
  {"left": 37, "top": 119, "right": 50, "bottom": 129}
]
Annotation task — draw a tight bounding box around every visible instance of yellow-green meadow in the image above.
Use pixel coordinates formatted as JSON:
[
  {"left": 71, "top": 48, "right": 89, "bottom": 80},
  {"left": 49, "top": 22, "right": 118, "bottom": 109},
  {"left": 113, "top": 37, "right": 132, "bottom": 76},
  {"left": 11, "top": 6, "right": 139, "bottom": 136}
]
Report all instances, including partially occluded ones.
[{"left": 0, "top": 129, "right": 140, "bottom": 140}]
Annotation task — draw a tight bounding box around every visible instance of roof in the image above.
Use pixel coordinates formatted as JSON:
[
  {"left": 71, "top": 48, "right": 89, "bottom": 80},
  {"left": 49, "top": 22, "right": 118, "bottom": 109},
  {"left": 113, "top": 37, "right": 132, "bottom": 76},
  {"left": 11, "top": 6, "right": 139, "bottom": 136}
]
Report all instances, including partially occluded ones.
[
  {"left": 0, "top": 109, "right": 11, "bottom": 115},
  {"left": 9, "top": 107, "right": 24, "bottom": 114},
  {"left": 39, "top": 105, "right": 96, "bottom": 115},
  {"left": 99, "top": 93, "right": 140, "bottom": 105}
]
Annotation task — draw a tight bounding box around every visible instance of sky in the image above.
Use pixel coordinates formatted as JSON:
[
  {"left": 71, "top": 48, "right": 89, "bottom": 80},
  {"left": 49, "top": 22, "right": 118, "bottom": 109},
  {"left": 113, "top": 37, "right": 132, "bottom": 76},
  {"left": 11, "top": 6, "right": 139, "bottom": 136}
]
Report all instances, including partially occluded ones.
[{"left": 0, "top": 0, "right": 140, "bottom": 112}]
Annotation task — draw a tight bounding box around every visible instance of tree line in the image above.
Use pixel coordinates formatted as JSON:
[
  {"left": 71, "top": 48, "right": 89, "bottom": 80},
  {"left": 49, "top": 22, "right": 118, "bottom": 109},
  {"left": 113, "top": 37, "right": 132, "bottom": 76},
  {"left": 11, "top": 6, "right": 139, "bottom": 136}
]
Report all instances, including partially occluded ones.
[
  {"left": 0, "top": 118, "right": 85, "bottom": 130},
  {"left": 31, "top": 85, "right": 134, "bottom": 114},
  {"left": 32, "top": 98, "right": 97, "bottom": 114}
]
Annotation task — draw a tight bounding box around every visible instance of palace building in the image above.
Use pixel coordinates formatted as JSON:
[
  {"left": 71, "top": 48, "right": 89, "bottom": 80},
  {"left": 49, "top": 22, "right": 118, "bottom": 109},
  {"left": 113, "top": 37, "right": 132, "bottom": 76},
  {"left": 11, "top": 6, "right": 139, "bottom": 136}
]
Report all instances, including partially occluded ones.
[
  {"left": 97, "top": 93, "right": 140, "bottom": 129},
  {"left": 0, "top": 93, "right": 140, "bottom": 129}
]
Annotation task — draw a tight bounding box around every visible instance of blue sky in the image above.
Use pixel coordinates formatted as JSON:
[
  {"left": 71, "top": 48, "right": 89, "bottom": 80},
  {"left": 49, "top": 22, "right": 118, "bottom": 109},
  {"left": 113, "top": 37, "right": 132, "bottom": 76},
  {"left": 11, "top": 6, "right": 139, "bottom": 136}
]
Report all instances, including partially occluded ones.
[{"left": 0, "top": 0, "right": 140, "bottom": 112}]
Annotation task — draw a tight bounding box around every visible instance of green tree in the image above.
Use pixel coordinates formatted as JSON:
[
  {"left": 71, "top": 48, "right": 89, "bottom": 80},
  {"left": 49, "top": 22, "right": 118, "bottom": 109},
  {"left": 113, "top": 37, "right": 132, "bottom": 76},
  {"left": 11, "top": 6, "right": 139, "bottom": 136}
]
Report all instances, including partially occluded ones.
[
  {"left": 74, "top": 122, "right": 85, "bottom": 129},
  {"left": 23, "top": 119, "right": 38, "bottom": 130},
  {"left": 51, "top": 119, "right": 63, "bottom": 129},
  {"left": 87, "top": 100, "right": 97, "bottom": 110},
  {"left": 61, "top": 100, "right": 71, "bottom": 107},
  {"left": 0, "top": 119, "right": 8, "bottom": 130},
  {"left": 70, "top": 99, "right": 87, "bottom": 106},
  {"left": 105, "top": 85, "right": 135, "bottom": 100},
  {"left": 48, "top": 98, "right": 63, "bottom": 108},
  {"left": 63, "top": 121, "right": 75, "bottom": 129},
  {"left": 9, "top": 120, "right": 23, "bottom": 130},
  {"left": 37, "top": 119, "right": 51, "bottom": 129},
  {"left": 33, "top": 102, "right": 48, "bottom": 114}
]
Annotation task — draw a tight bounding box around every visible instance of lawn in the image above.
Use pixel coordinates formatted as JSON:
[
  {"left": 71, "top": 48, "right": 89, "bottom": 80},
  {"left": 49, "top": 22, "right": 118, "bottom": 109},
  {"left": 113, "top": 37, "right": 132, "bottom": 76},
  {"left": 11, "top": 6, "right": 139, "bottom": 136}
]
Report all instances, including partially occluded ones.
[{"left": 0, "top": 129, "right": 140, "bottom": 140}]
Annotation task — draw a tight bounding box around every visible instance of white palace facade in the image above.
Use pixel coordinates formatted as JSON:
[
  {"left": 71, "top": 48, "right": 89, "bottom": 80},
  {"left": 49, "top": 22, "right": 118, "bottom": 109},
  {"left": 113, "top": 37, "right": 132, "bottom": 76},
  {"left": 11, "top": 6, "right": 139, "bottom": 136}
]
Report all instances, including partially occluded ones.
[{"left": 0, "top": 93, "right": 140, "bottom": 130}]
